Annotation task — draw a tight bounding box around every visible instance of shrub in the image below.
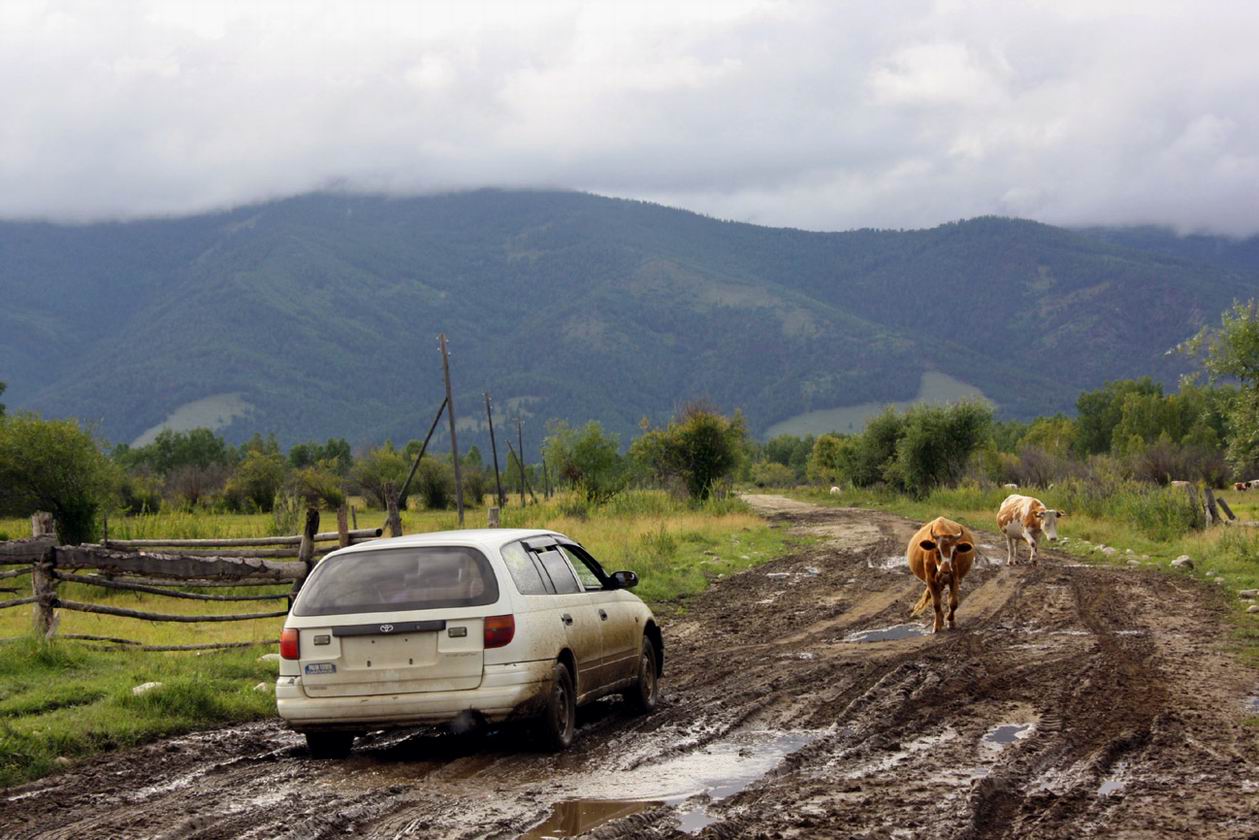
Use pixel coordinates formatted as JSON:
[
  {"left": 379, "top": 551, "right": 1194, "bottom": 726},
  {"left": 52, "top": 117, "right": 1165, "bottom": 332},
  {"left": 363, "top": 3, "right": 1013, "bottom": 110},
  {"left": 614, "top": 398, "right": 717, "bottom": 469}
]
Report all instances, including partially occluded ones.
[
  {"left": 543, "top": 420, "right": 626, "bottom": 505},
  {"left": 630, "top": 403, "right": 746, "bottom": 501},
  {"left": 350, "top": 442, "right": 410, "bottom": 508},
  {"left": 750, "top": 461, "right": 796, "bottom": 488},
  {"left": 0, "top": 413, "right": 117, "bottom": 544}
]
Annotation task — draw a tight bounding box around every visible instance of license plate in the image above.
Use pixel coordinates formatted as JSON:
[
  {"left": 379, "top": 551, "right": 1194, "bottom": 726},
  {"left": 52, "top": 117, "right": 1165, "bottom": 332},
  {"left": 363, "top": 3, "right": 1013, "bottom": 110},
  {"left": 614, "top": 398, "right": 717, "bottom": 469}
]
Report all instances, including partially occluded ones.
[{"left": 304, "top": 662, "right": 336, "bottom": 675}]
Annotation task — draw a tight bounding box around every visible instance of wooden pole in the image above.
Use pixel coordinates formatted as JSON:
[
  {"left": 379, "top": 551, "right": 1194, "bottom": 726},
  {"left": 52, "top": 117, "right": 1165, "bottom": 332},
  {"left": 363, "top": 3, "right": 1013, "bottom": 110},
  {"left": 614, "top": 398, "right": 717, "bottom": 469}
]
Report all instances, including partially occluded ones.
[
  {"left": 350, "top": 505, "right": 358, "bottom": 530},
  {"left": 507, "top": 442, "right": 540, "bottom": 505},
  {"left": 336, "top": 505, "right": 350, "bottom": 548},
  {"left": 485, "top": 392, "right": 505, "bottom": 508},
  {"left": 1217, "top": 495, "right": 1237, "bottom": 521},
  {"left": 30, "top": 512, "right": 58, "bottom": 639},
  {"left": 1204, "top": 487, "right": 1221, "bottom": 526},
  {"left": 542, "top": 458, "right": 551, "bottom": 500},
  {"left": 385, "top": 482, "right": 403, "bottom": 538},
  {"left": 288, "top": 508, "right": 320, "bottom": 604},
  {"left": 397, "top": 397, "right": 448, "bottom": 503},
  {"left": 440, "top": 334, "right": 465, "bottom": 527},
  {"left": 517, "top": 417, "right": 526, "bottom": 507}
]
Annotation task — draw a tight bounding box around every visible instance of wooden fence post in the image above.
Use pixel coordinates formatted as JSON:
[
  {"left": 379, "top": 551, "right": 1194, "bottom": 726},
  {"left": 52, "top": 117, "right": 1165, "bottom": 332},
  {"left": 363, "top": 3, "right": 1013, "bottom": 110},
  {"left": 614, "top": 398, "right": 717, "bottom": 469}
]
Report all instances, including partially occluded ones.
[
  {"left": 288, "top": 508, "right": 320, "bottom": 603},
  {"left": 385, "top": 482, "right": 403, "bottom": 538},
  {"left": 1204, "top": 487, "right": 1221, "bottom": 526},
  {"left": 487, "top": 507, "right": 501, "bottom": 528},
  {"left": 336, "top": 505, "right": 350, "bottom": 548},
  {"left": 350, "top": 505, "right": 358, "bottom": 530},
  {"left": 30, "top": 512, "right": 58, "bottom": 639}
]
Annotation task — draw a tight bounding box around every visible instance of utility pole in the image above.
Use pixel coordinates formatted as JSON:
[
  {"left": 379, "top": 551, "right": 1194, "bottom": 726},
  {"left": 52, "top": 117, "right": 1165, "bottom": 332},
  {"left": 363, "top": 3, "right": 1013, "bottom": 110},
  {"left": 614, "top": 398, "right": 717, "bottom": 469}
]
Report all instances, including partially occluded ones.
[
  {"left": 516, "top": 416, "right": 526, "bottom": 508},
  {"left": 485, "top": 392, "right": 505, "bottom": 508},
  {"left": 439, "top": 334, "right": 464, "bottom": 526}
]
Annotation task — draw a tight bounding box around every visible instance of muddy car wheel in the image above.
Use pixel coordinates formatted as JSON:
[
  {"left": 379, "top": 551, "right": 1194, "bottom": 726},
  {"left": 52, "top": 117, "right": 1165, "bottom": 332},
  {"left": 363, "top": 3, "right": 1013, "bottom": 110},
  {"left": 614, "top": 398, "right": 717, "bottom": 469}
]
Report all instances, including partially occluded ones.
[
  {"left": 624, "top": 636, "right": 659, "bottom": 714},
  {"left": 305, "top": 732, "right": 355, "bottom": 759},
  {"left": 536, "top": 662, "right": 576, "bottom": 752}
]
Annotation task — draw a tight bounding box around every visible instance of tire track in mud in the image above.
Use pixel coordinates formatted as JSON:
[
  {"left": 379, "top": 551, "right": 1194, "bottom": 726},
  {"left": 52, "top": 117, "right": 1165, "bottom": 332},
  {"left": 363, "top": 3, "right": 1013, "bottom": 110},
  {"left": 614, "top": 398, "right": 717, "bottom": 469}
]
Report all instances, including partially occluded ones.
[{"left": 2, "top": 496, "right": 1257, "bottom": 839}]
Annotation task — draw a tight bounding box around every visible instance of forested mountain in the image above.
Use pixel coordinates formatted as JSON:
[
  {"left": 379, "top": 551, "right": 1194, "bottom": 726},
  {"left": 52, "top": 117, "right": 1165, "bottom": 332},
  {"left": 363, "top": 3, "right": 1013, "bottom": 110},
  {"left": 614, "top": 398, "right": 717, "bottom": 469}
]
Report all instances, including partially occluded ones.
[{"left": 1, "top": 190, "right": 1252, "bottom": 449}]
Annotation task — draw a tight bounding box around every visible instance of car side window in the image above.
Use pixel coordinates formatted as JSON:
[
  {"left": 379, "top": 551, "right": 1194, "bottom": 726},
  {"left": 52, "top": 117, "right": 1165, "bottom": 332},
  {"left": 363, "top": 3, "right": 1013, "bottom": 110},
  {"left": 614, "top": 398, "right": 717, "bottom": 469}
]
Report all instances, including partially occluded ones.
[
  {"left": 534, "top": 548, "right": 582, "bottom": 595},
  {"left": 500, "top": 541, "right": 550, "bottom": 595},
  {"left": 559, "top": 545, "right": 606, "bottom": 591}
]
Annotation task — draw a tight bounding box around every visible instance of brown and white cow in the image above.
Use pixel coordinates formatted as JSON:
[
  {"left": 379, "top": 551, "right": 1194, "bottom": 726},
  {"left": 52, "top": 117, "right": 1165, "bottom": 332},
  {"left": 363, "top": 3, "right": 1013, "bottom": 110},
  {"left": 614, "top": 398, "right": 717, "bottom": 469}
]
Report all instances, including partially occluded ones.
[
  {"left": 907, "top": 517, "right": 976, "bottom": 633},
  {"left": 1234, "top": 482, "right": 1249, "bottom": 492},
  {"left": 996, "top": 494, "right": 1064, "bottom": 566}
]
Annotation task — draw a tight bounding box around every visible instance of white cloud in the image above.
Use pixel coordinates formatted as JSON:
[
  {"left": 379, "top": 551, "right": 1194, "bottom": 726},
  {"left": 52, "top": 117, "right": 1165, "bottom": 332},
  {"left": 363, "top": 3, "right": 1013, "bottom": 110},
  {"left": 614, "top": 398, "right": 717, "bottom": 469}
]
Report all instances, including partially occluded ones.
[{"left": 0, "top": 0, "right": 1257, "bottom": 234}]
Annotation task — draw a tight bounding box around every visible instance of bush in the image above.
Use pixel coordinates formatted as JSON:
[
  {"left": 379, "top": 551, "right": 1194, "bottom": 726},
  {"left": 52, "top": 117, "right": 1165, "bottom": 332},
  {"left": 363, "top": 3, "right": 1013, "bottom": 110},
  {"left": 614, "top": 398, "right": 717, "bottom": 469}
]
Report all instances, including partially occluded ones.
[
  {"left": 223, "top": 450, "right": 288, "bottom": 512},
  {"left": 290, "top": 464, "right": 346, "bottom": 509},
  {"left": 630, "top": 404, "right": 746, "bottom": 500},
  {"left": 415, "top": 459, "right": 454, "bottom": 510},
  {"left": 0, "top": 413, "right": 117, "bottom": 544},
  {"left": 350, "top": 443, "right": 410, "bottom": 508},
  {"left": 543, "top": 420, "right": 626, "bottom": 505},
  {"left": 750, "top": 461, "right": 796, "bottom": 488},
  {"left": 117, "top": 472, "right": 163, "bottom": 514}
]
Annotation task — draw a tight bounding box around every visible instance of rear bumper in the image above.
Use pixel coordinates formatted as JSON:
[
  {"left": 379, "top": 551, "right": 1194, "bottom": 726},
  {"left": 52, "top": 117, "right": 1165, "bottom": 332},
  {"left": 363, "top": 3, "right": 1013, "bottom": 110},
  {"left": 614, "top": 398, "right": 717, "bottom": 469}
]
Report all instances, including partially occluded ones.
[{"left": 276, "top": 660, "right": 552, "bottom": 732}]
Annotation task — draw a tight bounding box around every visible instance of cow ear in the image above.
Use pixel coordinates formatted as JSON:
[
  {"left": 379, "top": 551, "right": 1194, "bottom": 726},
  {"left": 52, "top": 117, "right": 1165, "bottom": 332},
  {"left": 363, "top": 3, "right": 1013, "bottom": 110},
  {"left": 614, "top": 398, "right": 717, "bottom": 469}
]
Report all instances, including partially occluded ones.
[
  {"left": 956, "top": 542, "right": 973, "bottom": 554},
  {"left": 919, "top": 539, "right": 937, "bottom": 552},
  {"left": 1056, "top": 510, "right": 1066, "bottom": 517}
]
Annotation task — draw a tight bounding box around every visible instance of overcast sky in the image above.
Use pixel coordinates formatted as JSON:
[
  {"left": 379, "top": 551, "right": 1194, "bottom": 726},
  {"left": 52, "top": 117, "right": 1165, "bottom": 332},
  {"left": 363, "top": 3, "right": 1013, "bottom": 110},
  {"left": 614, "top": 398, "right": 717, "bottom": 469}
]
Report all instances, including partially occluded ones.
[{"left": 2, "top": 0, "right": 1258, "bottom": 234}]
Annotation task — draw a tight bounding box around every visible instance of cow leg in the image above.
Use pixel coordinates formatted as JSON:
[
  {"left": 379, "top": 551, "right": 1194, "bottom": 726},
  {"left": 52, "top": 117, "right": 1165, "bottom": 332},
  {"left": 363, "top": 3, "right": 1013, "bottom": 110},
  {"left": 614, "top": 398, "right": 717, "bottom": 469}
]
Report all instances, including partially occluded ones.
[
  {"left": 1028, "top": 538, "right": 1039, "bottom": 566},
  {"left": 929, "top": 583, "right": 944, "bottom": 633},
  {"left": 1005, "top": 535, "right": 1016, "bottom": 566},
  {"left": 947, "top": 576, "right": 961, "bottom": 629}
]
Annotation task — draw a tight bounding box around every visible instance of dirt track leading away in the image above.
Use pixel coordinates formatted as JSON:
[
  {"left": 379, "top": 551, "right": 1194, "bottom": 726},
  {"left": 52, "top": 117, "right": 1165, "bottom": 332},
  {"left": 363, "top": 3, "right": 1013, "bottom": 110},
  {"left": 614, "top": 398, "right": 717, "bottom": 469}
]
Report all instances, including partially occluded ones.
[{"left": 4, "top": 495, "right": 1259, "bottom": 839}]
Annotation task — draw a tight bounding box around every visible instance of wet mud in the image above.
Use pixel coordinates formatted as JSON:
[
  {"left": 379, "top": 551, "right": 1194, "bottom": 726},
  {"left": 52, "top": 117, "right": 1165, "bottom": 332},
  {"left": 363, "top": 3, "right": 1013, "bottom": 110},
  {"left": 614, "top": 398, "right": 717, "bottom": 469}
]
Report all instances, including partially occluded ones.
[{"left": 3, "top": 494, "right": 1258, "bottom": 839}]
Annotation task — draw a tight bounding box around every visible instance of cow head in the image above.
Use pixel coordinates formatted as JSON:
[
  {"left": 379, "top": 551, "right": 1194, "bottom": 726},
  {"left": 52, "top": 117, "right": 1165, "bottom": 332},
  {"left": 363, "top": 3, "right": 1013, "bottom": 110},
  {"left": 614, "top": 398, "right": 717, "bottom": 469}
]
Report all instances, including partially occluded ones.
[
  {"left": 919, "top": 528, "right": 973, "bottom": 584},
  {"left": 1038, "top": 509, "right": 1065, "bottom": 541}
]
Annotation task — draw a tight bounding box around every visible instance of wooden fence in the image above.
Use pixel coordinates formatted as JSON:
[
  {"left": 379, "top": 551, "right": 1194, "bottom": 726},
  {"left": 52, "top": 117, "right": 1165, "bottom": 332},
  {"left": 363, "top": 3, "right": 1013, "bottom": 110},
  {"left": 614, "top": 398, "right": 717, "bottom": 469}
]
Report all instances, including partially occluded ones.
[{"left": 0, "top": 508, "right": 383, "bottom": 651}]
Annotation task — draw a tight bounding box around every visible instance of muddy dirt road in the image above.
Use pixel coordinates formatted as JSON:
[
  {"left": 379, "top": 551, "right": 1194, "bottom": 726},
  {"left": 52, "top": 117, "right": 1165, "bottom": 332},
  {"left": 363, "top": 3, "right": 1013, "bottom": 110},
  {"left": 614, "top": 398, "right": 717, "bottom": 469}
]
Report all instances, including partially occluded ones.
[{"left": 4, "top": 496, "right": 1259, "bottom": 839}]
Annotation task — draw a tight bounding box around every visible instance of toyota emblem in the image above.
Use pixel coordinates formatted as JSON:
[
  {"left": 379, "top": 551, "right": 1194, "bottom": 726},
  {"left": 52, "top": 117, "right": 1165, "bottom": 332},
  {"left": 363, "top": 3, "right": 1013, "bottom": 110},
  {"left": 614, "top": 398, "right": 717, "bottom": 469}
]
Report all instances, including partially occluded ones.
[{"left": 379, "top": 624, "right": 394, "bottom": 633}]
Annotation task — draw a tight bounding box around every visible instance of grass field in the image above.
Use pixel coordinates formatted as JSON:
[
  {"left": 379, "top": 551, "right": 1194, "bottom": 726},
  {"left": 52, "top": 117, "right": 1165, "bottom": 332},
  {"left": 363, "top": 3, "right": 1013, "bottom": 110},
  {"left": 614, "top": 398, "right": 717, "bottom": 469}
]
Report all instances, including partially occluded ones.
[{"left": 0, "top": 492, "right": 794, "bottom": 787}]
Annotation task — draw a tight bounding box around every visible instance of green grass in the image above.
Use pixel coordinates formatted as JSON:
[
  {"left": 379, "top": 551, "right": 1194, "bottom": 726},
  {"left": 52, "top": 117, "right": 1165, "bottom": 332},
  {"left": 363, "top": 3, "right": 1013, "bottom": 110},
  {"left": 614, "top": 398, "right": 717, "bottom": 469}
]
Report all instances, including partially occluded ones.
[
  {"left": 0, "top": 491, "right": 792, "bottom": 786},
  {"left": 0, "top": 638, "right": 275, "bottom": 787}
]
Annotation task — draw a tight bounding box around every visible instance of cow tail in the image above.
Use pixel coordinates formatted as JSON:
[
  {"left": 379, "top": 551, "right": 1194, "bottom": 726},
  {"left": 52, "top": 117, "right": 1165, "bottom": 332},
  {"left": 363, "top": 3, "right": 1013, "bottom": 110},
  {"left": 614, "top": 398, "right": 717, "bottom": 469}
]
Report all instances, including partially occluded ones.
[{"left": 910, "top": 587, "right": 932, "bottom": 616}]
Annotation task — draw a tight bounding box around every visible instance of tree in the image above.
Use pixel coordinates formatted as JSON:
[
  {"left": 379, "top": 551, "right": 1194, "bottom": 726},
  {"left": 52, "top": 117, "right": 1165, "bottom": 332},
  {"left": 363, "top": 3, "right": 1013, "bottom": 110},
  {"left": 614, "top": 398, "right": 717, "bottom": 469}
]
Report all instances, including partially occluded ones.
[
  {"left": 883, "top": 403, "right": 992, "bottom": 497},
  {"left": 116, "top": 428, "right": 234, "bottom": 476},
  {"left": 631, "top": 404, "right": 746, "bottom": 500},
  {"left": 544, "top": 420, "right": 625, "bottom": 504},
  {"left": 350, "top": 442, "right": 410, "bottom": 508},
  {"left": 806, "top": 434, "right": 848, "bottom": 484},
  {"left": 0, "top": 414, "right": 117, "bottom": 544},
  {"left": 224, "top": 449, "right": 288, "bottom": 512},
  {"left": 1074, "top": 378, "right": 1163, "bottom": 455},
  {"left": 1187, "top": 301, "right": 1259, "bottom": 475}
]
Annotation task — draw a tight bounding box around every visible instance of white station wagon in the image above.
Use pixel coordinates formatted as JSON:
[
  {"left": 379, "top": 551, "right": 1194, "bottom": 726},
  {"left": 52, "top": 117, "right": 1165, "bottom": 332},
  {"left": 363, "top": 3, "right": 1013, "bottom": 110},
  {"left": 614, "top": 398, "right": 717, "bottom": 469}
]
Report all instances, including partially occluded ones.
[{"left": 275, "top": 529, "right": 663, "bottom": 757}]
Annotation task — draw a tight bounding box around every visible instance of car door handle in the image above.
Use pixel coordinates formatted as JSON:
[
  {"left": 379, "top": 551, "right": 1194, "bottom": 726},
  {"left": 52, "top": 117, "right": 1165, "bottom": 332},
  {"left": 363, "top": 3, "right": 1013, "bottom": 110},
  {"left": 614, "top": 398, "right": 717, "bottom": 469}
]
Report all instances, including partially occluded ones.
[
  {"left": 561, "top": 613, "right": 573, "bottom": 626},
  {"left": 598, "top": 609, "right": 608, "bottom": 621}
]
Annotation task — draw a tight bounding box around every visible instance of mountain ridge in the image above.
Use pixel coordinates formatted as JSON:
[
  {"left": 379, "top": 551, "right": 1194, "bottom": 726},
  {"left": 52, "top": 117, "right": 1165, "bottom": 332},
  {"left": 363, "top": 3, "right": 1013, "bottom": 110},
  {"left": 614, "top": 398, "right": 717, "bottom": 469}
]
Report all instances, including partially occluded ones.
[{"left": 1, "top": 190, "right": 1253, "bottom": 449}]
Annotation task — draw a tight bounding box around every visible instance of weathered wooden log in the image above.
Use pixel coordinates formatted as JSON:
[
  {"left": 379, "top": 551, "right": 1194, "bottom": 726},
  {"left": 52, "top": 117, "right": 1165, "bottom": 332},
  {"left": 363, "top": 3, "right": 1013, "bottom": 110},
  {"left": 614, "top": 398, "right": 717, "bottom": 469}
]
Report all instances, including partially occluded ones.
[
  {"left": 100, "top": 528, "right": 381, "bottom": 549},
  {"left": 58, "top": 633, "right": 261, "bottom": 651},
  {"left": 53, "top": 546, "right": 304, "bottom": 581},
  {"left": 0, "top": 595, "right": 38, "bottom": 610},
  {"left": 337, "top": 505, "right": 350, "bottom": 549},
  {"left": 1217, "top": 496, "right": 1237, "bottom": 521},
  {"left": 0, "top": 566, "right": 33, "bottom": 580},
  {"left": 0, "top": 535, "right": 55, "bottom": 562},
  {"left": 30, "top": 513, "right": 58, "bottom": 638},
  {"left": 99, "top": 576, "right": 291, "bottom": 588},
  {"left": 56, "top": 600, "right": 288, "bottom": 622},
  {"left": 386, "top": 483, "right": 403, "bottom": 539},
  {"left": 53, "top": 572, "right": 290, "bottom": 601}
]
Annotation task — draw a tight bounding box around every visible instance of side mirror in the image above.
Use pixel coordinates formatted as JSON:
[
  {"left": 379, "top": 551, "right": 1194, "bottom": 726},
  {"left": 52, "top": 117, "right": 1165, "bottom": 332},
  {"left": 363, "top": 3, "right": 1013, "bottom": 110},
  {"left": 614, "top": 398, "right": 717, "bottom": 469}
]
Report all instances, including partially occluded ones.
[{"left": 611, "top": 570, "right": 639, "bottom": 590}]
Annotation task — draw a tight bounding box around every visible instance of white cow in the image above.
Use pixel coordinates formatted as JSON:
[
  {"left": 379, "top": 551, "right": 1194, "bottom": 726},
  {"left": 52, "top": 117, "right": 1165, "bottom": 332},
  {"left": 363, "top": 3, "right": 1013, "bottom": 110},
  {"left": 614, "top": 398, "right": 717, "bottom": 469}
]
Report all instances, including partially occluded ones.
[
  {"left": 829, "top": 486, "right": 841, "bottom": 495},
  {"left": 996, "top": 494, "right": 1064, "bottom": 566}
]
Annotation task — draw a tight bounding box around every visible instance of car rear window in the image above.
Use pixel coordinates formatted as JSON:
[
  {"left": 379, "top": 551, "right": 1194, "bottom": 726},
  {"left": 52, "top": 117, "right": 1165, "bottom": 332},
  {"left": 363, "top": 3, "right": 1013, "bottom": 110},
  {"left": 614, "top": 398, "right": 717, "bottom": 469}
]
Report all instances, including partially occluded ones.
[{"left": 292, "top": 546, "right": 499, "bottom": 616}]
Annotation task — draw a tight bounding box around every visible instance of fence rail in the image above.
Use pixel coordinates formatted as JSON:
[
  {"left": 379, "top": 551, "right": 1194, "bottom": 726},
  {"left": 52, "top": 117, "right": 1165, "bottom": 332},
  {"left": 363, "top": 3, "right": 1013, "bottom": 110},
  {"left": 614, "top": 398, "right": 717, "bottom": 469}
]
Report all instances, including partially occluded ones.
[{"left": 0, "top": 506, "right": 389, "bottom": 650}]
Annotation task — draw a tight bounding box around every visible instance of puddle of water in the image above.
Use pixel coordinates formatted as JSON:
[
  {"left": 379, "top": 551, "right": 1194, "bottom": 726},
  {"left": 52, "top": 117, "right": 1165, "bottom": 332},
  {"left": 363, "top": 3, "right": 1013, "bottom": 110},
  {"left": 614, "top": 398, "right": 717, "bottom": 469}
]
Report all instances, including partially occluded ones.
[
  {"left": 981, "top": 722, "right": 1035, "bottom": 749},
  {"left": 521, "top": 799, "right": 659, "bottom": 839},
  {"left": 844, "top": 624, "right": 928, "bottom": 643},
  {"left": 866, "top": 554, "right": 908, "bottom": 571},
  {"left": 1097, "top": 779, "right": 1124, "bottom": 797},
  {"left": 524, "top": 730, "right": 822, "bottom": 837}
]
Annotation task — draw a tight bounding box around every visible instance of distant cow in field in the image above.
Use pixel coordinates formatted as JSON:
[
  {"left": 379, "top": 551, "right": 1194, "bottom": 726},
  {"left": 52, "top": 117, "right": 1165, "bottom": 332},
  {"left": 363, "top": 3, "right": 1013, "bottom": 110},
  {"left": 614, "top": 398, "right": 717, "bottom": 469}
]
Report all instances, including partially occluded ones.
[
  {"left": 1235, "top": 482, "right": 1249, "bottom": 492},
  {"left": 908, "top": 517, "right": 976, "bottom": 633},
  {"left": 1002, "top": 483, "right": 1019, "bottom": 489},
  {"left": 1248, "top": 479, "right": 1259, "bottom": 489},
  {"left": 996, "top": 494, "right": 1064, "bottom": 566},
  {"left": 829, "top": 486, "right": 841, "bottom": 495},
  {"left": 1170, "top": 480, "right": 1191, "bottom": 488}
]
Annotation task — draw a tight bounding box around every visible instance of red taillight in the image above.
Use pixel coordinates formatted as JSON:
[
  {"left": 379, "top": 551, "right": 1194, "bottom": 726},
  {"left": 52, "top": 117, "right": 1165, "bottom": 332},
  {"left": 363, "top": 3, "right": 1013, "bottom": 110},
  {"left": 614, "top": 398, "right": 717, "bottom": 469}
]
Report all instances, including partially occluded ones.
[
  {"left": 483, "top": 614, "right": 515, "bottom": 649},
  {"left": 280, "top": 627, "right": 300, "bottom": 660}
]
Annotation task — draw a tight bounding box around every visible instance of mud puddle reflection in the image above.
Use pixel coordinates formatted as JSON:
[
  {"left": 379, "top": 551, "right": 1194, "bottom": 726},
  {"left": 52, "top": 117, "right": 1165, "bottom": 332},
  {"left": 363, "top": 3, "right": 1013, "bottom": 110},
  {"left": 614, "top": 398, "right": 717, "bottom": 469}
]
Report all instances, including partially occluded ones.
[
  {"left": 523, "top": 730, "right": 822, "bottom": 838},
  {"left": 844, "top": 624, "right": 928, "bottom": 643},
  {"left": 981, "top": 722, "right": 1036, "bottom": 749}
]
